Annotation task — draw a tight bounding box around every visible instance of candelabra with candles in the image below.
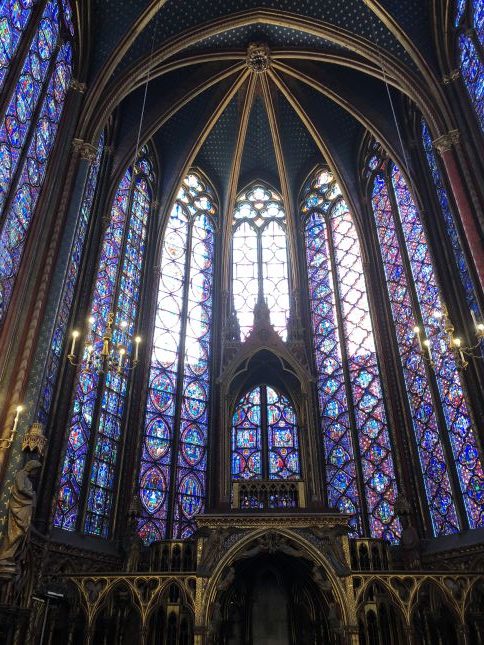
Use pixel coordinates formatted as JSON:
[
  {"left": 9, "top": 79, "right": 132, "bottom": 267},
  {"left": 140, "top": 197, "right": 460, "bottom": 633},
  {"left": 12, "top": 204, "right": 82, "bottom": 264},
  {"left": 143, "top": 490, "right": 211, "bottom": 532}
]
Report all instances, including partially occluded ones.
[
  {"left": 67, "top": 312, "right": 141, "bottom": 375},
  {"left": 0, "top": 405, "right": 24, "bottom": 449},
  {"left": 413, "top": 305, "right": 484, "bottom": 371}
]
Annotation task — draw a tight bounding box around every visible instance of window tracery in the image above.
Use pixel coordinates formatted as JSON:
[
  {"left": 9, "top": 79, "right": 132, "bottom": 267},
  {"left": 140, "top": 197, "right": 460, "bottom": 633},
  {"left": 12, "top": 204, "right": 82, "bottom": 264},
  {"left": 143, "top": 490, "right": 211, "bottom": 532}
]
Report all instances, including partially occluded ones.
[
  {"left": 0, "top": 0, "right": 73, "bottom": 326},
  {"left": 54, "top": 148, "right": 154, "bottom": 537},
  {"left": 232, "top": 184, "right": 290, "bottom": 340},
  {"left": 138, "top": 171, "right": 216, "bottom": 544},
  {"left": 368, "top": 153, "right": 484, "bottom": 534},
  {"left": 302, "top": 168, "right": 399, "bottom": 542}
]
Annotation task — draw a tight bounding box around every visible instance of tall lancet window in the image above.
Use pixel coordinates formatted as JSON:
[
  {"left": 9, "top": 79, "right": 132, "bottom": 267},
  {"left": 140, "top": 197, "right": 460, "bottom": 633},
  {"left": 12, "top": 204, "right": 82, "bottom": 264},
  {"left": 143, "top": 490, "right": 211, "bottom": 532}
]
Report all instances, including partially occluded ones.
[
  {"left": 368, "top": 152, "right": 484, "bottom": 535},
  {"left": 302, "top": 167, "right": 399, "bottom": 542},
  {"left": 138, "top": 171, "right": 216, "bottom": 544},
  {"left": 54, "top": 149, "right": 154, "bottom": 537},
  {"left": 455, "top": 0, "right": 484, "bottom": 131},
  {"left": 232, "top": 184, "right": 290, "bottom": 340},
  {"left": 0, "top": 0, "right": 74, "bottom": 325}
]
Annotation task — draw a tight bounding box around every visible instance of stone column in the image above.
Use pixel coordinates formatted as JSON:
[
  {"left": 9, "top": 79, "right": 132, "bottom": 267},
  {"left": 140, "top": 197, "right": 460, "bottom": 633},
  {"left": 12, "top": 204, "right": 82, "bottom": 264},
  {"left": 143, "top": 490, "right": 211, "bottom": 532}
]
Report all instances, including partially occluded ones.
[{"left": 433, "top": 130, "right": 484, "bottom": 289}]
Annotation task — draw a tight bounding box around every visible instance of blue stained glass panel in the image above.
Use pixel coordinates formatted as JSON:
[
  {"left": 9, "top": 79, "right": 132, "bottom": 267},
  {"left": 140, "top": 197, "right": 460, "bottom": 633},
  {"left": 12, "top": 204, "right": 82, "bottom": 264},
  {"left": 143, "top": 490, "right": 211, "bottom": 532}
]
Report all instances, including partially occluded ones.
[
  {"left": 85, "top": 171, "right": 151, "bottom": 537},
  {"left": 459, "top": 31, "right": 484, "bottom": 132},
  {"left": 37, "top": 132, "right": 104, "bottom": 425},
  {"left": 232, "top": 387, "right": 262, "bottom": 480},
  {"left": 0, "top": 0, "right": 34, "bottom": 91},
  {"left": 54, "top": 153, "right": 152, "bottom": 534},
  {"left": 138, "top": 172, "right": 216, "bottom": 544},
  {"left": 305, "top": 209, "right": 361, "bottom": 530},
  {"left": 371, "top": 173, "right": 460, "bottom": 536},
  {"left": 391, "top": 165, "right": 484, "bottom": 529},
  {"left": 304, "top": 169, "right": 399, "bottom": 542},
  {"left": 0, "top": 0, "right": 59, "bottom": 216},
  {"left": 0, "top": 39, "right": 71, "bottom": 325},
  {"left": 421, "top": 119, "right": 479, "bottom": 316}
]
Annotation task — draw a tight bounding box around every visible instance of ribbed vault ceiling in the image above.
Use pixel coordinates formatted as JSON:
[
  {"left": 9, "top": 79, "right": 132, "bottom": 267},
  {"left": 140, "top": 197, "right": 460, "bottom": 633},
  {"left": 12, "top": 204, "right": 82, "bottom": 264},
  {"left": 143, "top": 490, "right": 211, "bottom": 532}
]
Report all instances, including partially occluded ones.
[{"left": 81, "top": 1, "right": 447, "bottom": 217}]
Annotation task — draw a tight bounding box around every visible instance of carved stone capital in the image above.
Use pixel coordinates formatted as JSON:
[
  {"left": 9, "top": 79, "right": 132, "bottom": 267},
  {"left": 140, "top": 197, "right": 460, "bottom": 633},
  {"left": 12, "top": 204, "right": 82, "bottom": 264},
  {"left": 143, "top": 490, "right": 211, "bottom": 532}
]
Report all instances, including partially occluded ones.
[
  {"left": 432, "top": 129, "right": 460, "bottom": 155},
  {"left": 71, "top": 138, "right": 98, "bottom": 163},
  {"left": 246, "top": 42, "right": 271, "bottom": 72},
  {"left": 69, "top": 79, "right": 87, "bottom": 93},
  {"left": 442, "top": 68, "right": 460, "bottom": 84}
]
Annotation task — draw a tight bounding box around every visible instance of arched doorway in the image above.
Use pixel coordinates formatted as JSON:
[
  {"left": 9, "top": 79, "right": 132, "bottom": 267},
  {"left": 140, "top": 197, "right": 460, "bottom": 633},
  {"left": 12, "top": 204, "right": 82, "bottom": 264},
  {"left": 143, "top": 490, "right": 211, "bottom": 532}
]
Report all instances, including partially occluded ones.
[{"left": 209, "top": 548, "right": 342, "bottom": 644}]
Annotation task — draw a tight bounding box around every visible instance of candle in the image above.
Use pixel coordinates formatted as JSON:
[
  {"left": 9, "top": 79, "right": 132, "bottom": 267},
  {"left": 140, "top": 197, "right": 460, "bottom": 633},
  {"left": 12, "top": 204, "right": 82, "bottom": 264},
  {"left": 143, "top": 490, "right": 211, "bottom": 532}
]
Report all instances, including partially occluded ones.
[
  {"left": 413, "top": 326, "right": 423, "bottom": 351},
  {"left": 134, "top": 336, "right": 141, "bottom": 362},
  {"left": 118, "top": 347, "right": 126, "bottom": 371},
  {"left": 12, "top": 405, "right": 23, "bottom": 435},
  {"left": 70, "top": 330, "right": 80, "bottom": 356}
]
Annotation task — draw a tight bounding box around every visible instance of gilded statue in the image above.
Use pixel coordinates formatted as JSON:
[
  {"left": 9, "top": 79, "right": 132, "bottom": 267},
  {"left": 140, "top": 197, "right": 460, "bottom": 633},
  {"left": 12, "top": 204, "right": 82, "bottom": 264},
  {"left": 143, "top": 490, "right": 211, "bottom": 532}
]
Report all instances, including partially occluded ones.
[{"left": 0, "top": 460, "right": 42, "bottom": 575}]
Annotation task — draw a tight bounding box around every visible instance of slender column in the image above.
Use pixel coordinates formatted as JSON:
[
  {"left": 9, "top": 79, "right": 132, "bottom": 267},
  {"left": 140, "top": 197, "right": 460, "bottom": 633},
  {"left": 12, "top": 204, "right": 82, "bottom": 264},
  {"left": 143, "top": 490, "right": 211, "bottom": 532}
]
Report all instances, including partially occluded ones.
[{"left": 433, "top": 130, "right": 484, "bottom": 289}]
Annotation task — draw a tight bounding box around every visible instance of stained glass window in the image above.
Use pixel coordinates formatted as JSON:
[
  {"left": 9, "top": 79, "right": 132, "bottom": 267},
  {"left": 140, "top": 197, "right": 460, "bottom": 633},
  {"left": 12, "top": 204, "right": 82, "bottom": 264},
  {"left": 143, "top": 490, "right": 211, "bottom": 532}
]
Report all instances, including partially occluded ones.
[
  {"left": 421, "top": 119, "right": 479, "bottom": 316},
  {"left": 54, "top": 150, "right": 154, "bottom": 536},
  {"left": 138, "top": 171, "right": 216, "bottom": 544},
  {"left": 456, "top": 1, "right": 484, "bottom": 131},
  {"left": 0, "top": 0, "right": 73, "bottom": 325},
  {"left": 36, "top": 132, "right": 104, "bottom": 425},
  {"left": 232, "top": 184, "right": 290, "bottom": 340},
  {"left": 0, "top": 0, "right": 34, "bottom": 91},
  {"left": 369, "top": 155, "right": 484, "bottom": 534},
  {"left": 231, "top": 385, "right": 301, "bottom": 481},
  {"left": 303, "top": 168, "right": 399, "bottom": 542}
]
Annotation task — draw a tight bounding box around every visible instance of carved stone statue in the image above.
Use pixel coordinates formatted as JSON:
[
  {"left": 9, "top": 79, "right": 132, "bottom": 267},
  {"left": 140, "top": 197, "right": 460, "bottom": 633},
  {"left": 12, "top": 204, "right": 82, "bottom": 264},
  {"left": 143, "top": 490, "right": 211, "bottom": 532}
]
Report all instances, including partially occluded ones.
[{"left": 0, "top": 460, "right": 42, "bottom": 575}]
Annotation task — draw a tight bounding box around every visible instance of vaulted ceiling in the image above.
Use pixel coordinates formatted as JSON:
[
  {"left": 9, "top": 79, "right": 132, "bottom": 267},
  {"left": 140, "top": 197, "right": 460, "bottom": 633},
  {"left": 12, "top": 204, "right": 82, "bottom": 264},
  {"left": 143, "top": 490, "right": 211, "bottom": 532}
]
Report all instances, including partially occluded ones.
[{"left": 76, "top": 1, "right": 451, "bottom": 216}]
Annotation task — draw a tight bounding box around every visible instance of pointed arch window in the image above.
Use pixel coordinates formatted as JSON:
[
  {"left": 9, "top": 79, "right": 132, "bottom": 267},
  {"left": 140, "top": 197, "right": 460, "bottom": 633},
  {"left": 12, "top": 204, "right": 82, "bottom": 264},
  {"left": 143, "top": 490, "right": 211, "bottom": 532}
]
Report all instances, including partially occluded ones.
[
  {"left": 455, "top": 0, "right": 484, "bottom": 131},
  {"left": 302, "top": 167, "right": 399, "bottom": 542},
  {"left": 0, "top": 0, "right": 73, "bottom": 325},
  {"left": 138, "top": 171, "right": 216, "bottom": 544},
  {"left": 367, "top": 152, "right": 484, "bottom": 535},
  {"left": 232, "top": 184, "right": 290, "bottom": 340},
  {"left": 54, "top": 148, "right": 154, "bottom": 537},
  {"left": 231, "top": 385, "right": 301, "bottom": 482}
]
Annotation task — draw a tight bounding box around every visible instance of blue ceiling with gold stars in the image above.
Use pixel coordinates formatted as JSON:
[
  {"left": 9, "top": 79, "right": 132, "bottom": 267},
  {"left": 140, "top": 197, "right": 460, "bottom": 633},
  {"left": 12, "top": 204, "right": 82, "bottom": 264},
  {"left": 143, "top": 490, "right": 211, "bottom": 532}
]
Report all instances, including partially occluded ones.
[{"left": 87, "top": 1, "right": 441, "bottom": 210}]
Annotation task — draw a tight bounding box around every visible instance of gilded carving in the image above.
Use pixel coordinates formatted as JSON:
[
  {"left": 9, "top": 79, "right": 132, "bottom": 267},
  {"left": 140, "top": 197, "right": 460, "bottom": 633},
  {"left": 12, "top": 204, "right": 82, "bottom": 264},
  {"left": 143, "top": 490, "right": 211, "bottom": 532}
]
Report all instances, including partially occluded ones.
[
  {"left": 433, "top": 129, "right": 460, "bottom": 155},
  {"left": 21, "top": 422, "right": 47, "bottom": 457}
]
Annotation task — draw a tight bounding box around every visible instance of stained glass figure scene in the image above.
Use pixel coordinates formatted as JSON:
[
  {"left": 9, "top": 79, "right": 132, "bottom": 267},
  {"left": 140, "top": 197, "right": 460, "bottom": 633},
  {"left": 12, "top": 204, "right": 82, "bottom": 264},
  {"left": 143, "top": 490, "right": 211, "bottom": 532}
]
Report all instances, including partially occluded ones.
[
  {"left": 303, "top": 167, "right": 400, "bottom": 542},
  {"left": 231, "top": 384, "right": 301, "bottom": 482},
  {"left": 369, "top": 155, "right": 484, "bottom": 535},
  {"left": 233, "top": 184, "right": 290, "bottom": 340},
  {"left": 54, "top": 150, "right": 153, "bottom": 536},
  {"left": 138, "top": 171, "right": 216, "bottom": 544},
  {"left": 0, "top": 0, "right": 73, "bottom": 326}
]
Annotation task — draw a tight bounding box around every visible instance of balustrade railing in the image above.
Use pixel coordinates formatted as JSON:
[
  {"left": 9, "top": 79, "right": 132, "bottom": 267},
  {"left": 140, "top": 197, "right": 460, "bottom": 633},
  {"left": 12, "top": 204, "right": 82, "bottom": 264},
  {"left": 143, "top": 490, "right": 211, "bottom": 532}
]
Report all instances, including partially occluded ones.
[{"left": 232, "top": 480, "right": 306, "bottom": 510}]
